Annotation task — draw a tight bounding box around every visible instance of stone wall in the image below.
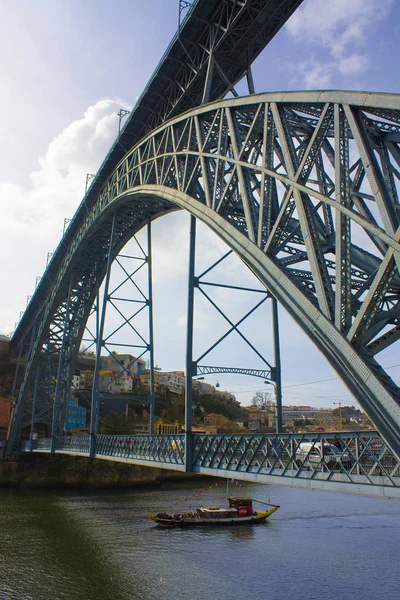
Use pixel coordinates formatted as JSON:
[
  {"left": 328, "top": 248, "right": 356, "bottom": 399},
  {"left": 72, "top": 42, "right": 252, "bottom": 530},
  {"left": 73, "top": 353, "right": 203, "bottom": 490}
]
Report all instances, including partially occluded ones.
[{"left": 0, "top": 454, "right": 201, "bottom": 489}]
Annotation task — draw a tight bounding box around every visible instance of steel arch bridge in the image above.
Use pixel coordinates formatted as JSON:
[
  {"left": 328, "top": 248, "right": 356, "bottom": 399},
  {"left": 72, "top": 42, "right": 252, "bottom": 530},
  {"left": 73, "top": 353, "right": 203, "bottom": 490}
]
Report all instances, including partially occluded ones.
[{"left": 7, "top": 90, "right": 400, "bottom": 460}]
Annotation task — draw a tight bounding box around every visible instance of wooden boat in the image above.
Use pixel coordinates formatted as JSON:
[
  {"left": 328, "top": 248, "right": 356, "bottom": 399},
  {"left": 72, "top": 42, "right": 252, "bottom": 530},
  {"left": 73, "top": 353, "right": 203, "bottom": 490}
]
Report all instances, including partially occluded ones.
[{"left": 148, "top": 497, "right": 279, "bottom": 528}]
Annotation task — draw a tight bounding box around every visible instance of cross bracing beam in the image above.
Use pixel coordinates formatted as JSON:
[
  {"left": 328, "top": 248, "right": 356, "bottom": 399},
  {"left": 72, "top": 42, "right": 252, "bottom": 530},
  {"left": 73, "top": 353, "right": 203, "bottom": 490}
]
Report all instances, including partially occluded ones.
[
  {"left": 7, "top": 91, "right": 400, "bottom": 459},
  {"left": 196, "top": 365, "right": 274, "bottom": 380}
]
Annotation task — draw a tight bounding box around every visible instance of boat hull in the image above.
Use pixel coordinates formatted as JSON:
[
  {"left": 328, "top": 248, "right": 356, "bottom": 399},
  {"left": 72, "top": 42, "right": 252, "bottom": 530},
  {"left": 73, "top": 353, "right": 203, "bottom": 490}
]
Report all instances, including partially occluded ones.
[{"left": 148, "top": 506, "right": 278, "bottom": 528}]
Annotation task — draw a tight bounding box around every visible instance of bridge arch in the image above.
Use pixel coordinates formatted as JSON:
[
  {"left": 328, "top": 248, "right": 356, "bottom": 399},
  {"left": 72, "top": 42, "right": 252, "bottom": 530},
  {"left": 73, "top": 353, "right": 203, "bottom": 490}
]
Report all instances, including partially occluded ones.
[{"left": 8, "top": 91, "right": 400, "bottom": 456}]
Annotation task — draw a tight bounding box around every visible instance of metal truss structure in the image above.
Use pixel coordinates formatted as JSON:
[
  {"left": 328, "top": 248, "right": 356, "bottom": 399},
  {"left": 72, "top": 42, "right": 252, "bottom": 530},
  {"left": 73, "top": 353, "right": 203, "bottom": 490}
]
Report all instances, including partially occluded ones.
[
  {"left": 8, "top": 91, "right": 400, "bottom": 458},
  {"left": 196, "top": 366, "right": 273, "bottom": 380},
  {"left": 22, "top": 430, "right": 400, "bottom": 499},
  {"left": 5, "top": 0, "right": 400, "bottom": 500},
  {"left": 188, "top": 248, "right": 275, "bottom": 378},
  {"left": 184, "top": 227, "right": 282, "bottom": 435},
  {"left": 86, "top": 223, "right": 156, "bottom": 453}
]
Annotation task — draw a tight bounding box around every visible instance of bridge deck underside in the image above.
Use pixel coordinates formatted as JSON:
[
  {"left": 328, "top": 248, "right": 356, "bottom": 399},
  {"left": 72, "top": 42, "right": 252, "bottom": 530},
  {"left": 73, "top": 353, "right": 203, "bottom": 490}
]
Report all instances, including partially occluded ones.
[{"left": 22, "top": 432, "right": 400, "bottom": 499}]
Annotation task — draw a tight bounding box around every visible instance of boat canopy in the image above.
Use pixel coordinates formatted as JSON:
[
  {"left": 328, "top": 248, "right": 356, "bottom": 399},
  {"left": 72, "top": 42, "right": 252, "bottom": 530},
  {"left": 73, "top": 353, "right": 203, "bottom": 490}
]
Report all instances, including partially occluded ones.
[{"left": 228, "top": 497, "right": 253, "bottom": 508}]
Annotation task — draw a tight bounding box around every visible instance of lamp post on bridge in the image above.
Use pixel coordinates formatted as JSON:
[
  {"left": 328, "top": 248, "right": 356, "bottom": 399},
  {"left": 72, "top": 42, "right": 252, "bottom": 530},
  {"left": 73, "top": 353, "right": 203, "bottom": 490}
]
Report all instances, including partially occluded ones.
[{"left": 264, "top": 380, "right": 282, "bottom": 434}]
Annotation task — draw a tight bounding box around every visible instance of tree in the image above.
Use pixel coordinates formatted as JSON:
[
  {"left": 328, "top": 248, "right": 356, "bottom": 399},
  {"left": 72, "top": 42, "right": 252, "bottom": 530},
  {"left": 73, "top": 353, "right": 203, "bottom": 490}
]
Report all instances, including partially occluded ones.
[{"left": 252, "top": 390, "right": 275, "bottom": 410}]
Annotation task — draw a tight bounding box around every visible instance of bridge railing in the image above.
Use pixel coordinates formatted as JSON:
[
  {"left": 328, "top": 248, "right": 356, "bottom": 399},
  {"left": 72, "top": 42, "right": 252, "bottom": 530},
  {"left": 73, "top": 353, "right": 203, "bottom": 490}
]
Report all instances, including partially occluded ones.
[
  {"left": 93, "top": 434, "right": 185, "bottom": 465},
  {"left": 22, "top": 434, "right": 186, "bottom": 466},
  {"left": 20, "top": 431, "right": 400, "bottom": 491},
  {"left": 56, "top": 435, "right": 90, "bottom": 454},
  {"left": 193, "top": 432, "right": 400, "bottom": 488}
]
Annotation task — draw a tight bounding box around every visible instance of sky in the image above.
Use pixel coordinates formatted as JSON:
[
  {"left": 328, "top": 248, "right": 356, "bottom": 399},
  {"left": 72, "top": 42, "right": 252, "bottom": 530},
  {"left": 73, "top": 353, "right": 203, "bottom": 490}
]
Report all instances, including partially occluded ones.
[{"left": 0, "top": 0, "right": 399, "bottom": 409}]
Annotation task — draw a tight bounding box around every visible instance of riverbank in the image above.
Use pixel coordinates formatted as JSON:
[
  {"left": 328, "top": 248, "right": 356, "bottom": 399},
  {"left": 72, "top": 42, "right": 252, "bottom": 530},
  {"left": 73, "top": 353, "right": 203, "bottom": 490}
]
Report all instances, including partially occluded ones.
[{"left": 0, "top": 454, "right": 202, "bottom": 489}]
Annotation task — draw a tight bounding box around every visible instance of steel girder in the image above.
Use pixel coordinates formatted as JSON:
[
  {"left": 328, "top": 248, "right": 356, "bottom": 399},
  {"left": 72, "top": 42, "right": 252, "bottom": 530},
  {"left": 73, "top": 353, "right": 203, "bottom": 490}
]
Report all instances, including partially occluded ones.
[{"left": 7, "top": 91, "right": 400, "bottom": 458}]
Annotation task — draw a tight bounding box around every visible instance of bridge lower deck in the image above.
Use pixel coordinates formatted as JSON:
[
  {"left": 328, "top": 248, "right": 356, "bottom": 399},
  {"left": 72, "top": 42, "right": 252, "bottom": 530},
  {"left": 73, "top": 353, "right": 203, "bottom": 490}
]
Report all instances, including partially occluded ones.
[{"left": 21, "top": 431, "right": 400, "bottom": 500}]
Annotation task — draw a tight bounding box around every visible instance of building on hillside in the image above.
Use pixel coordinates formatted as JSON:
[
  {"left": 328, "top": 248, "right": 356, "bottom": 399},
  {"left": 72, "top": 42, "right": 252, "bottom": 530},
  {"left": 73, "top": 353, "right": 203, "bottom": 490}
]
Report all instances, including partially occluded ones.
[
  {"left": 215, "top": 390, "right": 237, "bottom": 402},
  {"left": 193, "top": 379, "right": 215, "bottom": 395},
  {"left": 0, "top": 396, "right": 12, "bottom": 430},
  {"left": 65, "top": 398, "right": 87, "bottom": 430},
  {"left": 80, "top": 369, "right": 94, "bottom": 389},
  {"left": 138, "top": 369, "right": 162, "bottom": 392},
  {"left": 158, "top": 371, "right": 185, "bottom": 395},
  {"left": 98, "top": 371, "right": 131, "bottom": 394},
  {"left": 71, "top": 370, "right": 81, "bottom": 392},
  {"left": 282, "top": 406, "right": 337, "bottom": 425},
  {"left": 192, "top": 379, "right": 237, "bottom": 403},
  {"left": 78, "top": 353, "right": 146, "bottom": 395},
  {"left": 246, "top": 407, "right": 274, "bottom": 431},
  {"left": 96, "top": 354, "right": 146, "bottom": 394},
  {"left": 100, "top": 354, "right": 146, "bottom": 376},
  {"left": 192, "top": 425, "right": 206, "bottom": 433},
  {"left": 203, "top": 413, "right": 238, "bottom": 433}
]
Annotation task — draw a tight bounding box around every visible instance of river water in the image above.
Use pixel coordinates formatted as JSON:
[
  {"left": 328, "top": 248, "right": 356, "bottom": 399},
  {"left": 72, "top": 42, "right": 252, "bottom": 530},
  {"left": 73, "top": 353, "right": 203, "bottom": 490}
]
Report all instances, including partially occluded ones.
[{"left": 1, "top": 480, "right": 399, "bottom": 600}]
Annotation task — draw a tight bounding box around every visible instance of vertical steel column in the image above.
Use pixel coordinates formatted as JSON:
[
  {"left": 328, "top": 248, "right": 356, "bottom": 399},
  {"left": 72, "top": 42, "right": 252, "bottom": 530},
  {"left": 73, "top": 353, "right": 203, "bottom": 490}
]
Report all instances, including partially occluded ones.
[
  {"left": 10, "top": 336, "right": 25, "bottom": 399},
  {"left": 272, "top": 296, "right": 283, "bottom": 433},
  {"left": 201, "top": 53, "right": 215, "bottom": 105},
  {"left": 29, "top": 366, "right": 40, "bottom": 451},
  {"left": 6, "top": 325, "right": 36, "bottom": 454},
  {"left": 90, "top": 215, "right": 117, "bottom": 457},
  {"left": 147, "top": 218, "right": 156, "bottom": 435},
  {"left": 246, "top": 66, "right": 255, "bottom": 95},
  {"left": 50, "top": 280, "right": 74, "bottom": 453},
  {"left": 185, "top": 215, "right": 196, "bottom": 471}
]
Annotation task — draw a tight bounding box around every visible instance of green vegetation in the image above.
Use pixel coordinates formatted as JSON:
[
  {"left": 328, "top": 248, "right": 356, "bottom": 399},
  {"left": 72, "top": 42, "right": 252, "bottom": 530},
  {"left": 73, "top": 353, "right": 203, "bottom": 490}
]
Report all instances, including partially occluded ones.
[
  {"left": 97, "top": 388, "right": 248, "bottom": 434},
  {"left": 197, "top": 392, "right": 247, "bottom": 422}
]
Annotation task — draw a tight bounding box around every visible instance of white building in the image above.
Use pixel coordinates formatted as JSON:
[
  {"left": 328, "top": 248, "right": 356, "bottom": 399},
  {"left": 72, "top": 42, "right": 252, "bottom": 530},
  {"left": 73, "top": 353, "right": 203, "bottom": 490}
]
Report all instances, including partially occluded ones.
[
  {"left": 100, "top": 353, "right": 146, "bottom": 376},
  {"left": 158, "top": 371, "right": 185, "bottom": 395},
  {"left": 71, "top": 372, "right": 80, "bottom": 391}
]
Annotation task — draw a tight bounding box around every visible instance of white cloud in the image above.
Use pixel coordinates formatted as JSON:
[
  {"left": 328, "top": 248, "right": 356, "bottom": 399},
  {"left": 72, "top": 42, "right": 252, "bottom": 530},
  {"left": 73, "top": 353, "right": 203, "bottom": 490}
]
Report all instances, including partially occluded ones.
[
  {"left": 0, "top": 98, "right": 129, "bottom": 334},
  {"left": 292, "top": 52, "right": 369, "bottom": 89},
  {"left": 287, "top": 0, "right": 393, "bottom": 56},
  {"left": 294, "top": 58, "right": 335, "bottom": 89},
  {"left": 338, "top": 53, "right": 369, "bottom": 76},
  {"left": 286, "top": 0, "right": 392, "bottom": 88}
]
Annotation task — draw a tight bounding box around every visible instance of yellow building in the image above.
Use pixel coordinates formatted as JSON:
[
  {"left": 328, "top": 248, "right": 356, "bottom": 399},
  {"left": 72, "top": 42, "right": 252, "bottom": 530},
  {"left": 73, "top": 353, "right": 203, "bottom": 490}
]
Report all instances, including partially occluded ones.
[{"left": 139, "top": 370, "right": 162, "bottom": 391}]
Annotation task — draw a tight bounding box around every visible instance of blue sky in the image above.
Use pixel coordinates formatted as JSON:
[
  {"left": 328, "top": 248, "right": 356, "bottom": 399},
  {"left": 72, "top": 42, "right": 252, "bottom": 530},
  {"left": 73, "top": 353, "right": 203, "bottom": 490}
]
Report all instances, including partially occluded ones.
[{"left": 0, "top": 0, "right": 399, "bottom": 408}]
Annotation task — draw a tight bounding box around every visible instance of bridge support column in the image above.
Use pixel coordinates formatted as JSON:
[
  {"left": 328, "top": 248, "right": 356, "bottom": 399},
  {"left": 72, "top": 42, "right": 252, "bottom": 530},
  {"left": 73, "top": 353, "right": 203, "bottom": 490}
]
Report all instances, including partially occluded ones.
[
  {"left": 185, "top": 432, "right": 193, "bottom": 472},
  {"left": 90, "top": 214, "right": 117, "bottom": 457},
  {"left": 29, "top": 366, "right": 40, "bottom": 452},
  {"left": 147, "top": 218, "right": 156, "bottom": 435},
  {"left": 89, "top": 433, "right": 96, "bottom": 458},
  {"left": 50, "top": 279, "right": 74, "bottom": 453},
  {"left": 185, "top": 215, "right": 196, "bottom": 446},
  {"left": 272, "top": 296, "right": 283, "bottom": 433}
]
